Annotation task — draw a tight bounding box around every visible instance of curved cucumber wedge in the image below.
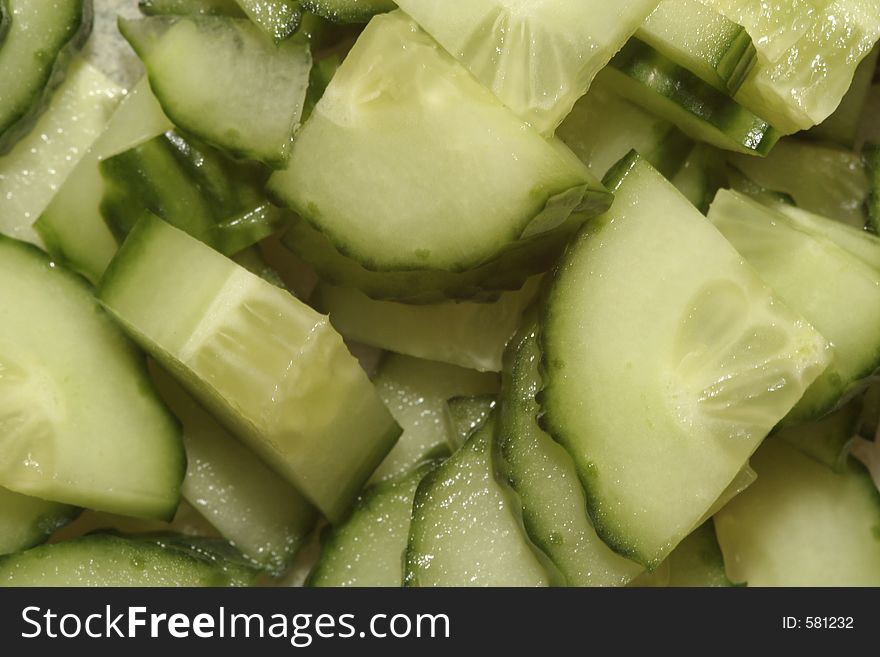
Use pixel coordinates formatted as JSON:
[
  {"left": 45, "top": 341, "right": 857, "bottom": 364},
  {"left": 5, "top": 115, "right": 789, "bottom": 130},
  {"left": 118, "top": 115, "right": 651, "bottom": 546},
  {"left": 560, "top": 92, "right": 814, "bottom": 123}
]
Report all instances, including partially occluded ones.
[
  {"left": 234, "top": 0, "right": 301, "bottom": 42},
  {"left": 0, "top": 0, "right": 92, "bottom": 153},
  {"left": 98, "top": 216, "right": 399, "bottom": 523},
  {"left": 0, "top": 488, "right": 78, "bottom": 556},
  {"left": 303, "top": 0, "right": 394, "bottom": 23},
  {"left": 120, "top": 15, "right": 311, "bottom": 167},
  {"left": 540, "top": 154, "right": 830, "bottom": 567},
  {"left": 139, "top": 0, "right": 244, "bottom": 16}
]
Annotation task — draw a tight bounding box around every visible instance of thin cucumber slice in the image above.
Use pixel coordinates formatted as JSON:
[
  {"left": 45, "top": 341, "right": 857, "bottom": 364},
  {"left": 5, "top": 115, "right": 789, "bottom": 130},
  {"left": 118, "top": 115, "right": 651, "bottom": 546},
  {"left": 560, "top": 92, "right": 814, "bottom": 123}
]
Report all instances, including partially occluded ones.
[
  {"left": 312, "top": 277, "right": 540, "bottom": 373},
  {"left": 98, "top": 216, "right": 399, "bottom": 523},
  {"left": 0, "top": 59, "right": 121, "bottom": 246},
  {"left": 671, "top": 143, "right": 729, "bottom": 213},
  {"left": 556, "top": 79, "right": 692, "bottom": 178},
  {"left": 0, "top": 0, "right": 92, "bottom": 153},
  {"left": 637, "top": 0, "right": 757, "bottom": 93},
  {"left": 120, "top": 15, "right": 311, "bottom": 167},
  {"left": 0, "top": 489, "right": 78, "bottom": 556},
  {"left": 773, "top": 396, "right": 862, "bottom": 472},
  {"left": 139, "top": 0, "right": 244, "bottom": 16},
  {"left": 709, "top": 190, "right": 880, "bottom": 423},
  {"left": 500, "top": 315, "right": 644, "bottom": 586},
  {"left": 270, "top": 12, "right": 609, "bottom": 276},
  {"left": 150, "top": 364, "right": 317, "bottom": 576},
  {"left": 303, "top": 0, "right": 393, "bottom": 23},
  {"left": 444, "top": 395, "right": 496, "bottom": 451},
  {"left": 404, "top": 412, "right": 559, "bottom": 587},
  {"left": 540, "top": 154, "right": 830, "bottom": 567},
  {"left": 715, "top": 439, "right": 880, "bottom": 586},
  {"left": 866, "top": 142, "right": 880, "bottom": 233},
  {"left": 0, "top": 534, "right": 258, "bottom": 587},
  {"left": 666, "top": 520, "right": 736, "bottom": 587},
  {"left": 599, "top": 38, "right": 780, "bottom": 156},
  {"left": 309, "top": 461, "right": 436, "bottom": 587},
  {"left": 234, "top": 0, "right": 301, "bottom": 42},
  {"left": 393, "top": 0, "right": 660, "bottom": 135},
  {"left": 369, "top": 354, "right": 499, "bottom": 482},
  {"left": 729, "top": 140, "right": 870, "bottom": 229}
]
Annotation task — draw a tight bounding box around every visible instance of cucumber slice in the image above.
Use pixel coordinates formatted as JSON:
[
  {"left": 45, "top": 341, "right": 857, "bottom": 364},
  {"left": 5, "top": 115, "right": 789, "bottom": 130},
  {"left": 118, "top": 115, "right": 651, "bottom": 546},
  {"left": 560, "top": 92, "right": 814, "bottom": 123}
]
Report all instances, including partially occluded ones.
[
  {"left": 773, "top": 396, "right": 862, "bottom": 472},
  {"left": 500, "top": 315, "right": 644, "bottom": 586},
  {"left": 369, "top": 354, "right": 499, "bottom": 482},
  {"left": 540, "top": 154, "right": 830, "bottom": 567},
  {"left": 637, "top": 0, "right": 757, "bottom": 93},
  {"left": 404, "top": 412, "right": 559, "bottom": 587},
  {"left": 599, "top": 38, "right": 780, "bottom": 156},
  {"left": 139, "top": 0, "right": 244, "bottom": 16},
  {"left": 729, "top": 140, "right": 870, "bottom": 229},
  {"left": 671, "top": 143, "right": 729, "bottom": 213},
  {"left": 303, "top": 0, "right": 394, "bottom": 23},
  {"left": 120, "top": 15, "right": 311, "bottom": 167},
  {"left": 709, "top": 190, "right": 880, "bottom": 423},
  {"left": 51, "top": 501, "right": 218, "bottom": 543},
  {"left": 270, "top": 12, "right": 609, "bottom": 278},
  {"left": 35, "top": 78, "right": 173, "bottom": 284},
  {"left": 98, "top": 216, "right": 399, "bottom": 522},
  {"left": 556, "top": 79, "right": 692, "bottom": 179},
  {"left": 0, "top": 488, "right": 78, "bottom": 556},
  {"left": 234, "top": 0, "right": 302, "bottom": 42},
  {"left": 444, "top": 395, "right": 496, "bottom": 451},
  {"left": 0, "top": 534, "right": 258, "bottom": 587},
  {"left": 716, "top": 439, "right": 880, "bottom": 586},
  {"left": 0, "top": 0, "right": 92, "bottom": 153},
  {"left": 0, "top": 237, "right": 184, "bottom": 519},
  {"left": 0, "top": 59, "right": 121, "bottom": 246},
  {"left": 150, "top": 364, "right": 317, "bottom": 575},
  {"left": 393, "top": 0, "right": 659, "bottom": 135},
  {"left": 310, "top": 461, "right": 436, "bottom": 587},
  {"left": 312, "top": 278, "right": 540, "bottom": 373},
  {"left": 666, "top": 520, "right": 736, "bottom": 587},
  {"left": 865, "top": 142, "right": 880, "bottom": 233}
]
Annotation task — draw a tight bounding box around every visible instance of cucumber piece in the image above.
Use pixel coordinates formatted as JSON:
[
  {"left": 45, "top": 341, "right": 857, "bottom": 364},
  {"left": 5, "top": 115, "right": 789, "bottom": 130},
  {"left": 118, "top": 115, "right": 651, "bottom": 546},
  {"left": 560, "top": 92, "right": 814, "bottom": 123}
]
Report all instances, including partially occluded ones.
[
  {"left": 312, "top": 277, "right": 540, "bottom": 373},
  {"left": 0, "top": 237, "right": 184, "bottom": 519},
  {"left": 866, "top": 142, "right": 880, "bottom": 232},
  {"left": 716, "top": 439, "right": 880, "bottom": 586},
  {"left": 444, "top": 395, "right": 496, "bottom": 451},
  {"left": 51, "top": 501, "right": 219, "bottom": 543},
  {"left": 0, "top": 489, "right": 78, "bottom": 556},
  {"left": 709, "top": 190, "right": 880, "bottom": 423},
  {"left": 500, "top": 315, "right": 644, "bottom": 586},
  {"left": 98, "top": 216, "right": 399, "bottom": 523},
  {"left": 599, "top": 38, "right": 780, "bottom": 156},
  {"left": 0, "top": 534, "right": 258, "bottom": 587},
  {"left": 99, "top": 130, "right": 283, "bottom": 255},
  {"left": 120, "top": 15, "right": 311, "bottom": 167},
  {"left": 303, "top": 0, "right": 393, "bottom": 23},
  {"left": 699, "top": 465, "right": 757, "bottom": 525},
  {"left": 671, "top": 143, "right": 729, "bottom": 213},
  {"left": 310, "top": 461, "right": 436, "bottom": 587},
  {"left": 729, "top": 140, "right": 870, "bottom": 229},
  {"left": 0, "top": 0, "right": 92, "bottom": 153},
  {"left": 556, "top": 79, "right": 692, "bottom": 178},
  {"left": 234, "top": 0, "right": 302, "bottom": 42},
  {"left": 0, "top": 59, "right": 121, "bottom": 246},
  {"left": 150, "top": 364, "right": 317, "bottom": 575},
  {"left": 773, "top": 396, "right": 862, "bottom": 472},
  {"left": 369, "top": 354, "right": 499, "bottom": 482},
  {"left": 404, "top": 412, "right": 559, "bottom": 587},
  {"left": 139, "top": 0, "right": 244, "bottom": 16},
  {"left": 393, "top": 0, "right": 660, "bottom": 135},
  {"left": 269, "top": 12, "right": 609, "bottom": 279},
  {"left": 666, "top": 520, "right": 736, "bottom": 587},
  {"left": 540, "top": 153, "right": 830, "bottom": 567},
  {"left": 637, "top": 0, "right": 757, "bottom": 93}
]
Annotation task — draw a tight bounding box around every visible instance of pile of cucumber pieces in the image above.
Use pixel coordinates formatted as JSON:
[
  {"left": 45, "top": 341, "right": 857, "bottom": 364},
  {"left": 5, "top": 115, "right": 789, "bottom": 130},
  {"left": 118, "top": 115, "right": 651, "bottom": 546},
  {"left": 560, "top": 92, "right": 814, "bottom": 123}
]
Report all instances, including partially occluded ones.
[{"left": 0, "top": 0, "right": 879, "bottom": 587}]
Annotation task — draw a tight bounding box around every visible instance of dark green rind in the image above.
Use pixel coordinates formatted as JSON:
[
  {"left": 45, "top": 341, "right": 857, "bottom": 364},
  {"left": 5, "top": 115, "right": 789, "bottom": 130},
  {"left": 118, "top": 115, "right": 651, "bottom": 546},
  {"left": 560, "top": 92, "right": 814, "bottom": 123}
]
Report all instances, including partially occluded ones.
[
  {"left": 718, "top": 30, "right": 757, "bottom": 95},
  {"left": 139, "top": 0, "right": 245, "bottom": 16},
  {"left": 865, "top": 142, "right": 880, "bottom": 234},
  {"left": 302, "top": 0, "right": 394, "bottom": 24}
]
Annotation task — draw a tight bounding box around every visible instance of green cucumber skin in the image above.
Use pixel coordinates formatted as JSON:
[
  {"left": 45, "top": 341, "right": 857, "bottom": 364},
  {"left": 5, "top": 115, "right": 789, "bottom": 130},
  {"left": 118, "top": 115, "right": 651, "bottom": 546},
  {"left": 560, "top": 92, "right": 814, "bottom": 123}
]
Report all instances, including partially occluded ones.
[
  {"left": 234, "top": 0, "right": 302, "bottom": 43},
  {"left": 139, "top": 0, "right": 245, "bottom": 16},
  {"left": 303, "top": 0, "right": 395, "bottom": 24},
  {"left": 717, "top": 30, "right": 757, "bottom": 94},
  {"left": 0, "top": 0, "right": 94, "bottom": 154}
]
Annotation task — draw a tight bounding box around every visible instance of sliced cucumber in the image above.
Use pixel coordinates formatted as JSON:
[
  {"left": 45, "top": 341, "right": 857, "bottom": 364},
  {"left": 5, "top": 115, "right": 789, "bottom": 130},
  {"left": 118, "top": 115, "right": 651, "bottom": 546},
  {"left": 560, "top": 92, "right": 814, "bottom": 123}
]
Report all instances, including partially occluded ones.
[
  {"left": 393, "top": 0, "right": 659, "bottom": 135},
  {"left": 729, "top": 140, "right": 870, "bottom": 229},
  {"left": 150, "top": 364, "right": 317, "bottom": 576},
  {"left": 444, "top": 395, "right": 496, "bottom": 451},
  {"left": 369, "top": 354, "right": 498, "bottom": 482},
  {"left": 637, "top": 0, "right": 757, "bottom": 93},
  {"left": 310, "top": 461, "right": 436, "bottom": 587},
  {"left": 866, "top": 142, "right": 880, "bottom": 233},
  {"left": 312, "top": 278, "right": 540, "bottom": 373},
  {"left": 540, "top": 153, "right": 830, "bottom": 567},
  {"left": 0, "top": 59, "right": 121, "bottom": 246},
  {"left": 35, "top": 77, "right": 173, "bottom": 284},
  {"left": 0, "top": 489, "right": 78, "bottom": 556},
  {"left": 716, "top": 439, "right": 880, "bottom": 586},
  {"left": 501, "top": 314, "right": 644, "bottom": 586},
  {"left": 666, "top": 520, "right": 736, "bottom": 587},
  {"left": 270, "top": 12, "right": 609, "bottom": 281},
  {"left": 0, "top": 534, "right": 258, "bottom": 587},
  {"left": 671, "top": 143, "right": 729, "bottom": 213},
  {"left": 773, "top": 396, "right": 862, "bottom": 472},
  {"left": 120, "top": 15, "right": 311, "bottom": 167},
  {"left": 0, "top": 0, "right": 92, "bottom": 153},
  {"left": 405, "top": 412, "right": 559, "bottom": 587},
  {"left": 709, "top": 190, "right": 880, "bottom": 423},
  {"left": 234, "top": 0, "right": 301, "bottom": 42},
  {"left": 0, "top": 237, "right": 184, "bottom": 519},
  {"left": 139, "top": 0, "right": 244, "bottom": 16},
  {"left": 599, "top": 38, "right": 780, "bottom": 156},
  {"left": 98, "top": 216, "right": 399, "bottom": 522},
  {"left": 303, "top": 0, "right": 394, "bottom": 23}
]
